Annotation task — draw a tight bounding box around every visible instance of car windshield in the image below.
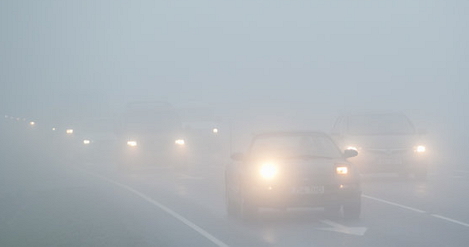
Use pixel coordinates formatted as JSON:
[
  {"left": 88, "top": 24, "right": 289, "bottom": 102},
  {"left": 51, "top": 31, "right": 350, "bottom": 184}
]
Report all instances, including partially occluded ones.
[
  {"left": 123, "top": 110, "right": 181, "bottom": 133},
  {"left": 348, "top": 114, "right": 416, "bottom": 135},
  {"left": 251, "top": 135, "right": 342, "bottom": 159}
]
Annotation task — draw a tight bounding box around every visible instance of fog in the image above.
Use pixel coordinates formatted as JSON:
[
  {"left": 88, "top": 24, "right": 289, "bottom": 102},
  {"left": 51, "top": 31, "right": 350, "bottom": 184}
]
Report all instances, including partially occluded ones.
[{"left": 1, "top": 1, "right": 468, "bottom": 246}]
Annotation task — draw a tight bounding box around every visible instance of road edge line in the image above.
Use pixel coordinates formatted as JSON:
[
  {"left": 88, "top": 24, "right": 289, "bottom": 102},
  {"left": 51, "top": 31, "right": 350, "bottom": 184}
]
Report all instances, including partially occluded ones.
[
  {"left": 363, "top": 194, "right": 469, "bottom": 228},
  {"left": 431, "top": 214, "right": 469, "bottom": 228},
  {"left": 362, "top": 195, "right": 426, "bottom": 213},
  {"left": 78, "top": 168, "right": 230, "bottom": 247}
]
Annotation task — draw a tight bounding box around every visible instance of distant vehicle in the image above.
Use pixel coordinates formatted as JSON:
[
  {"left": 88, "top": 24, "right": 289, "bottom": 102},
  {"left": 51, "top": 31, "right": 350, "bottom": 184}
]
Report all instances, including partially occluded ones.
[
  {"left": 177, "top": 103, "right": 228, "bottom": 162},
  {"left": 76, "top": 118, "right": 117, "bottom": 162},
  {"left": 331, "top": 112, "right": 428, "bottom": 179},
  {"left": 225, "top": 131, "right": 361, "bottom": 220},
  {"left": 115, "top": 101, "right": 187, "bottom": 168}
]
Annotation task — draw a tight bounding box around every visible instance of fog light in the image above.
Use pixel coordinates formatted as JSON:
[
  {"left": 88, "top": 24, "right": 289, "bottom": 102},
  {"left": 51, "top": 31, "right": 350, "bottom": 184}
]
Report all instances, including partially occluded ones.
[
  {"left": 175, "top": 139, "right": 185, "bottom": 145},
  {"left": 416, "top": 145, "right": 426, "bottom": 153},
  {"left": 127, "top": 141, "right": 137, "bottom": 147},
  {"left": 336, "top": 166, "right": 348, "bottom": 175},
  {"left": 260, "top": 163, "right": 278, "bottom": 180}
]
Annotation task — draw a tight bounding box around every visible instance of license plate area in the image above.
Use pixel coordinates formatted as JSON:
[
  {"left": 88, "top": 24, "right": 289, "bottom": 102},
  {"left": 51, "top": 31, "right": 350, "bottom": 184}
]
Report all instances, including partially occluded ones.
[{"left": 291, "top": 185, "right": 324, "bottom": 195}]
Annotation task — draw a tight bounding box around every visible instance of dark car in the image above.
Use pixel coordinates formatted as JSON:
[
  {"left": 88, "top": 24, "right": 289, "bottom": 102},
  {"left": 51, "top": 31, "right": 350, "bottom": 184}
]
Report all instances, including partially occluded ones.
[
  {"left": 225, "top": 131, "right": 361, "bottom": 221},
  {"left": 75, "top": 118, "right": 117, "bottom": 162},
  {"left": 115, "top": 101, "right": 188, "bottom": 169},
  {"left": 331, "top": 112, "right": 428, "bottom": 179}
]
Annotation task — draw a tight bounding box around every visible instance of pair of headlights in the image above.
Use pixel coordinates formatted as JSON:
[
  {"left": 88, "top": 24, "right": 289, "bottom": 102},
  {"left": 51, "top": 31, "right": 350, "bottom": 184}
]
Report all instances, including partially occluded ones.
[
  {"left": 126, "top": 139, "right": 186, "bottom": 147},
  {"left": 258, "top": 163, "right": 349, "bottom": 180}
]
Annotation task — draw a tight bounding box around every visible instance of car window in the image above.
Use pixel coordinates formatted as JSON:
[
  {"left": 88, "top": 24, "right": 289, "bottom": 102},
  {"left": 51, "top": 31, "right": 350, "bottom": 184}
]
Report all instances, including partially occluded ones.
[
  {"left": 331, "top": 117, "right": 343, "bottom": 135},
  {"left": 347, "top": 114, "right": 416, "bottom": 135},
  {"left": 250, "top": 135, "right": 342, "bottom": 158}
]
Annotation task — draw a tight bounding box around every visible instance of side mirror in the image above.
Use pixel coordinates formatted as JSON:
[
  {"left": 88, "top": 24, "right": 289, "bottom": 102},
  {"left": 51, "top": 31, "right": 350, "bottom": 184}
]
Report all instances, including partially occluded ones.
[
  {"left": 343, "top": 149, "right": 358, "bottom": 158},
  {"left": 230, "top": 152, "right": 245, "bottom": 161}
]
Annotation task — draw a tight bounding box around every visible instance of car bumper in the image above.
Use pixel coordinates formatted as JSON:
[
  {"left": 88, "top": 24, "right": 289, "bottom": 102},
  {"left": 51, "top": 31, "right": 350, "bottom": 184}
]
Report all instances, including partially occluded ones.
[
  {"left": 350, "top": 152, "right": 427, "bottom": 173},
  {"left": 243, "top": 183, "right": 361, "bottom": 208}
]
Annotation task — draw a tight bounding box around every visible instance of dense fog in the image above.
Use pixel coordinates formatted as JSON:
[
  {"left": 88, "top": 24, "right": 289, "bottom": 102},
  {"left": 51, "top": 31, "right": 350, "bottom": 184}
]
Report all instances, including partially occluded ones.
[{"left": 1, "top": 1, "right": 468, "bottom": 246}]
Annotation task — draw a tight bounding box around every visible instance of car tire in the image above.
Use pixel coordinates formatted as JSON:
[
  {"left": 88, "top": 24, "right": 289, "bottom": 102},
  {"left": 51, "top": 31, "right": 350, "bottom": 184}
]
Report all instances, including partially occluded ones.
[
  {"left": 225, "top": 190, "right": 238, "bottom": 217},
  {"left": 343, "top": 197, "right": 361, "bottom": 220},
  {"left": 240, "top": 197, "right": 258, "bottom": 221}
]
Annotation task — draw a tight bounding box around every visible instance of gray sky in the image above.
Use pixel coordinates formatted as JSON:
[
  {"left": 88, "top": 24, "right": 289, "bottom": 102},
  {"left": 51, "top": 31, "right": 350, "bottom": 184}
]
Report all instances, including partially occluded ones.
[{"left": 1, "top": 0, "right": 468, "bottom": 131}]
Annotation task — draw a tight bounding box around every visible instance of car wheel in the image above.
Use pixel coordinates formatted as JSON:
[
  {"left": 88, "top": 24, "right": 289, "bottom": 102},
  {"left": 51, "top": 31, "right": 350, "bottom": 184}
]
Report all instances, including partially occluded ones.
[
  {"left": 343, "top": 197, "right": 361, "bottom": 220},
  {"left": 240, "top": 197, "right": 258, "bottom": 221},
  {"left": 225, "top": 189, "right": 238, "bottom": 217}
]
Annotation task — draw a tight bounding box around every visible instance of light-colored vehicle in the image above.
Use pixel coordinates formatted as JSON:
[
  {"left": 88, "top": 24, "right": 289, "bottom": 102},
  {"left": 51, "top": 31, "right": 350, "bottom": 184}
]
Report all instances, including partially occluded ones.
[{"left": 331, "top": 112, "right": 428, "bottom": 179}]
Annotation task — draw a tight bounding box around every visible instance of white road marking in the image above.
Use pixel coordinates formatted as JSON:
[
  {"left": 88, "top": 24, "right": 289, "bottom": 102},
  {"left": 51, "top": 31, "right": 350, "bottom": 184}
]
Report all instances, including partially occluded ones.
[
  {"left": 431, "top": 214, "right": 469, "bottom": 228},
  {"left": 318, "top": 220, "right": 368, "bottom": 236},
  {"left": 363, "top": 194, "right": 469, "bottom": 228},
  {"left": 78, "top": 169, "right": 229, "bottom": 247},
  {"left": 362, "top": 195, "right": 426, "bottom": 213}
]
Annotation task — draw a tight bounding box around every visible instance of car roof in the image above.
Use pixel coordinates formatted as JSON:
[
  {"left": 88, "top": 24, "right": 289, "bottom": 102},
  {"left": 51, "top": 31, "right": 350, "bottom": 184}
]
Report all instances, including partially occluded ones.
[{"left": 341, "top": 111, "right": 407, "bottom": 117}]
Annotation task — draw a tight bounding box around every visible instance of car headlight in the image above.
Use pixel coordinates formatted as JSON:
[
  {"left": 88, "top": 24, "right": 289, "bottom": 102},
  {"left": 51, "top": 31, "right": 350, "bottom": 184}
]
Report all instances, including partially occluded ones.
[
  {"left": 127, "top": 140, "right": 137, "bottom": 147},
  {"left": 259, "top": 163, "right": 278, "bottom": 180},
  {"left": 415, "top": 145, "right": 426, "bottom": 153},
  {"left": 83, "top": 139, "right": 91, "bottom": 145},
  {"left": 212, "top": 128, "right": 218, "bottom": 134},
  {"left": 66, "top": 129, "right": 74, "bottom": 134},
  {"left": 175, "top": 139, "right": 185, "bottom": 145},
  {"left": 336, "top": 165, "right": 349, "bottom": 175},
  {"left": 29, "top": 121, "right": 35, "bottom": 126}
]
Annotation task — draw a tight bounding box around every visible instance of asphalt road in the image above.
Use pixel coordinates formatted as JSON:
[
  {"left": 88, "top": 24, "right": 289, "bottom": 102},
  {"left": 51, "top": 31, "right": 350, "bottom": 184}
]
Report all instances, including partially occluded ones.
[{"left": 1, "top": 126, "right": 469, "bottom": 246}]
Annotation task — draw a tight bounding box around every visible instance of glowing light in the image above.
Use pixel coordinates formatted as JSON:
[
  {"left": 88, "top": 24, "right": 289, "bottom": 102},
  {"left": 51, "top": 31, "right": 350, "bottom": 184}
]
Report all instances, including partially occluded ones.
[
  {"left": 29, "top": 121, "right": 35, "bottom": 126},
  {"left": 52, "top": 127, "right": 56, "bottom": 131},
  {"left": 260, "top": 163, "right": 278, "bottom": 180},
  {"left": 127, "top": 141, "right": 137, "bottom": 147},
  {"left": 416, "top": 145, "right": 426, "bottom": 153},
  {"left": 175, "top": 139, "right": 185, "bottom": 145},
  {"left": 212, "top": 128, "right": 219, "bottom": 134},
  {"left": 66, "top": 129, "right": 74, "bottom": 134},
  {"left": 83, "top": 140, "right": 91, "bottom": 145},
  {"left": 336, "top": 166, "right": 349, "bottom": 175},
  {"left": 346, "top": 146, "right": 358, "bottom": 151}
]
